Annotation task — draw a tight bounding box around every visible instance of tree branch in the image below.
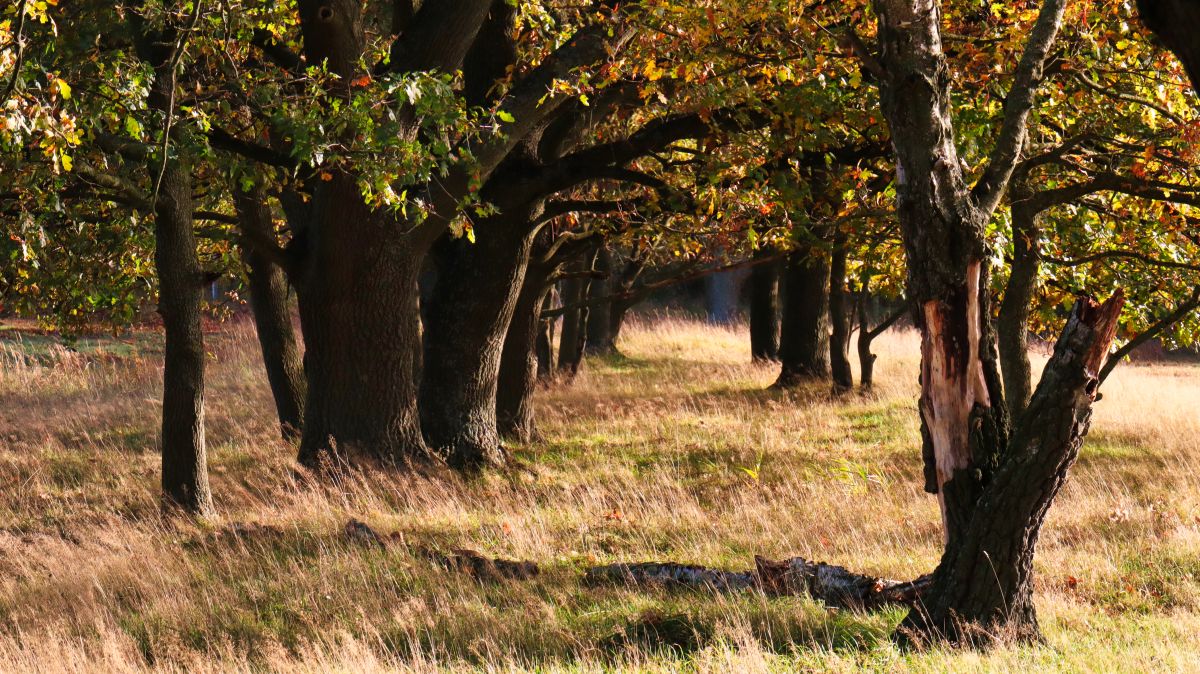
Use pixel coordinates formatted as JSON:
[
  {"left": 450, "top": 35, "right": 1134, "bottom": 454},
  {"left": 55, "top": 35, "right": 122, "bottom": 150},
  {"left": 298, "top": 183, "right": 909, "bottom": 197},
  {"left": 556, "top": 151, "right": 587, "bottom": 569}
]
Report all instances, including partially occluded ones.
[{"left": 971, "top": 0, "right": 1070, "bottom": 215}]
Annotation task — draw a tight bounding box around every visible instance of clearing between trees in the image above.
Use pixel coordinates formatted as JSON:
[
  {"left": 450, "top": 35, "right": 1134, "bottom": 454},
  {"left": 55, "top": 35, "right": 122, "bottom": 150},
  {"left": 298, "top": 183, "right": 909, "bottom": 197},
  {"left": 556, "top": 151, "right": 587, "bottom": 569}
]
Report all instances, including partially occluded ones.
[{"left": 1, "top": 316, "right": 1199, "bottom": 672}]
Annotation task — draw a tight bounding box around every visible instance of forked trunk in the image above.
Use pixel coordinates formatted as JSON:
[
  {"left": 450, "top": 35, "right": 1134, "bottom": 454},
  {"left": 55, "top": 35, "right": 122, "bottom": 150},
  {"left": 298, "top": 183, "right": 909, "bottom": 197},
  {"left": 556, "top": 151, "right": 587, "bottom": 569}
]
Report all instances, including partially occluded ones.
[{"left": 899, "top": 294, "right": 1122, "bottom": 645}]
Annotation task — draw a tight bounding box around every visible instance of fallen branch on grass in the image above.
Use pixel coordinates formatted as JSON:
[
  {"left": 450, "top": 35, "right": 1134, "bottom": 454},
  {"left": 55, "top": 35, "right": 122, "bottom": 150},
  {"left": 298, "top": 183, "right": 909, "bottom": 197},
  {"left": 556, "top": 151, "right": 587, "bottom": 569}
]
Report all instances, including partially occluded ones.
[
  {"left": 590, "top": 557, "right": 930, "bottom": 609},
  {"left": 346, "top": 518, "right": 928, "bottom": 609}
]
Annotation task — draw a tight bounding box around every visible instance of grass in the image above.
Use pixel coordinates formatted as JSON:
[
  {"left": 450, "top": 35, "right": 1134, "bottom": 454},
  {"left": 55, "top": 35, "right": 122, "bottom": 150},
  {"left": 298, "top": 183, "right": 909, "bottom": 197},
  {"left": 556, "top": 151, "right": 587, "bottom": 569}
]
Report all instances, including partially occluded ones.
[{"left": 2, "top": 315, "right": 1200, "bottom": 672}]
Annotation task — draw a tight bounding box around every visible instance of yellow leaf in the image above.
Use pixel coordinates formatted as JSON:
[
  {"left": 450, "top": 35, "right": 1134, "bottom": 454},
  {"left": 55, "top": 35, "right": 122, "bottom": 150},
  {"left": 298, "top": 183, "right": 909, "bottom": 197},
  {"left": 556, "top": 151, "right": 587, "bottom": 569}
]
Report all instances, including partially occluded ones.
[{"left": 60, "top": 153, "right": 72, "bottom": 171}]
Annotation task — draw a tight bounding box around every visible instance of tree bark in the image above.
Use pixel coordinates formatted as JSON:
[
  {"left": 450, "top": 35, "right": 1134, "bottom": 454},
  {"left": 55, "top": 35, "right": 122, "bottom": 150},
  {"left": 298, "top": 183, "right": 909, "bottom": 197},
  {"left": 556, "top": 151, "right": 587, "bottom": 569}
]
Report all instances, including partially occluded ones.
[
  {"left": 749, "top": 250, "right": 781, "bottom": 362},
  {"left": 997, "top": 193, "right": 1041, "bottom": 421},
  {"left": 1137, "top": 0, "right": 1200, "bottom": 91},
  {"left": 233, "top": 187, "right": 306, "bottom": 442},
  {"left": 556, "top": 258, "right": 591, "bottom": 376},
  {"left": 897, "top": 296, "right": 1122, "bottom": 646},
  {"left": 774, "top": 249, "right": 831, "bottom": 387},
  {"left": 870, "top": 0, "right": 1069, "bottom": 643},
  {"left": 420, "top": 206, "right": 539, "bottom": 469},
  {"left": 134, "top": 19, "right": 214, "bottom": 516},
  {"left": 295, "top": 174, "right": 429, "bottom": 467},
  {"left": 536, "top": 286, "right": 557, "bottom": 380},
  {"left": 584, "top": 244, "right": 617, "bottom": 355},
  {"left": 497, "top": 247, "right": 555, "bottom": 443},
  {"left": 829, "top": 238, "right": 854, "bottom": 392},
  {"left": 154, "top": 153, "right": 214, "bottom": 516}
]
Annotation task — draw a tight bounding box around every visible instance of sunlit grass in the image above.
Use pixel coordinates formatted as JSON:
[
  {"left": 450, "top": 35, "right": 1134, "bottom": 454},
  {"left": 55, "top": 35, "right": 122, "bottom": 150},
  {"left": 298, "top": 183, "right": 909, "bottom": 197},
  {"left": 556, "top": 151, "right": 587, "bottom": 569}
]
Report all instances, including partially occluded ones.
[{"left": 1, "top": 315, "right": 1199, "bottom": 671}]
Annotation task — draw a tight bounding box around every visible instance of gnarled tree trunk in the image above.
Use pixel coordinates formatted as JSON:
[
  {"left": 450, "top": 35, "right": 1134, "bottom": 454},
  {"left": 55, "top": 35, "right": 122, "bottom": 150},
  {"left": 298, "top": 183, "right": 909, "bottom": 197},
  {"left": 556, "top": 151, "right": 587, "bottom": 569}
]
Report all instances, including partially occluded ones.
[
  {"left": 898, "top": 295, "right": 1122, "bottom": 645},
  {"left": 870, "top": 0, "right": 1070, "bottom": 643}
]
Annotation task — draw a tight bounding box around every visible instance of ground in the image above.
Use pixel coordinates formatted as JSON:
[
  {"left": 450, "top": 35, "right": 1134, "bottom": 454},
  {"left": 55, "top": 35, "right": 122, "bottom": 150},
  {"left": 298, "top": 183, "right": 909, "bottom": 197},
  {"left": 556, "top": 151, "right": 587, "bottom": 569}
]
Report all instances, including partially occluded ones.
[{"left": 1, "top": 316, "right": 1199, "bottom": 672}]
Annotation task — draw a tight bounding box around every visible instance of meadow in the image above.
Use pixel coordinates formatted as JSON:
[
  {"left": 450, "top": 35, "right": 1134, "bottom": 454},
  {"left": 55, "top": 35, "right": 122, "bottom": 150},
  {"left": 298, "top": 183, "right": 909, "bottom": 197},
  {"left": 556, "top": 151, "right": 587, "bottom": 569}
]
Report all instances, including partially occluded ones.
[{"left": 1, "top": 316, "right": 1199, "bottom": 672}]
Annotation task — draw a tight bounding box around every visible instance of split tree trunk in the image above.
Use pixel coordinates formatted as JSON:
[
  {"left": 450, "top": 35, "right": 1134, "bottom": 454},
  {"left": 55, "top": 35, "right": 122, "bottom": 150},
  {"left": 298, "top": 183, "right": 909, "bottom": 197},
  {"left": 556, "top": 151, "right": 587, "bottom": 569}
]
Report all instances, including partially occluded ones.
[
  {"left": 829, "top": 239, "right": 854, "bottom": 392},
  {"left": 774, "top": 249, "right": 831, "bottom": 387},
  {"left": 233, "top": 187, "right": 306, "bottom": 442},
  {"left": 749, "top": 251, "right": 781, "bottom": 362},
  {"left": 898, "top": 295, "right": 1122, "bottom": 645},
  {"left": 870, "top": 0, "right": 1069, "bottom": 643}
]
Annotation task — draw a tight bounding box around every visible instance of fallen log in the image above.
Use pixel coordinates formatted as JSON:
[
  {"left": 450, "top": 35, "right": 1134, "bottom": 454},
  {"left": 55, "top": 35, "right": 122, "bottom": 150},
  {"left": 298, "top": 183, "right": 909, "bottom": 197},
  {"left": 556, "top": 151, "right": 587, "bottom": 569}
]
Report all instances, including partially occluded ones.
[
  {"left": 586, "top": 562, "right": 757, "bottom": 591},
  {"left": 343, "top": 519, "right": 926, "bottom": 609},
  {"left": 754, "top": 557, "right": 931, "bottom": 610},
  {"left": 587, "top": 556, "right": 930, "bottom": 609}
]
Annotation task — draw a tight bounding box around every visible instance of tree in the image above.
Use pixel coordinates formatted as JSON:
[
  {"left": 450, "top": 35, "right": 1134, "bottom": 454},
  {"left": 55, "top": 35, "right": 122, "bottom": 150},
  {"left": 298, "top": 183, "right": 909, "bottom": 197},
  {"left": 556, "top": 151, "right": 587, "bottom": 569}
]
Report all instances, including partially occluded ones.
[
  {"left": 1137, "top": 0, "right": 1200, "bottom": 91},
  {"left": 857, "top": 0, "right": 1134, "bottom": 643}
]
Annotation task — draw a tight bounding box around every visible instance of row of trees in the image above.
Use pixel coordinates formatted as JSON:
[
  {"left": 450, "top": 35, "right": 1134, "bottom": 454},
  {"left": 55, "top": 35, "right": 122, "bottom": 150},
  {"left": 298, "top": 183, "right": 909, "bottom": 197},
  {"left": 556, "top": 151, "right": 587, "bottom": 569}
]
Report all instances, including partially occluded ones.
[{"left": 3, "top": 0, "right": 1199, "bottom": 647}]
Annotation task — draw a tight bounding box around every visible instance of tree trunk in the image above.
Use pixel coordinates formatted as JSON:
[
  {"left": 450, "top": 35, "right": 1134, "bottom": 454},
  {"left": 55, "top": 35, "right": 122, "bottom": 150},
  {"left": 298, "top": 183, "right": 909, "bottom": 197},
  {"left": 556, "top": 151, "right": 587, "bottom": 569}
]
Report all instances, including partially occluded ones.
[
  {"left": 584, "top": 244, "right": 616, "bottom": 355},
  {"left": 774, "top": 249, "right": 831, "bottom": 387},
  {"left": 536, "top": 286, "right": 557, "bottom": 380},
  {"left": 233, "top": 187, "right": 306, "bottom": 442},
  {"left": 420, "top": 209, "right": 538, "bottom": 469},
  {"left": 997, "top": 194, "right": 1040, "bottom": 421},
  {"left": 898, "top": 296, "right": 1122, "bottom": 646},
  {"left": 856, "top": 287, "right": 905, "bottom": 390},
  {"left": 155, "top": 157, "right": 214, "bottom": 515},
  {"left": 829, "top": 239, "right": 854, "bottom": 392},
  {"left": 557, "top": 259, "right": 590, "bottom": 376},
  {"left": 143, "top": 44, "right": 213, "bottom": 516},
  {"left": 705, "top": 269, "right": 741, "bottom": 324},
  {"left": 498, "top": 253, "right": 554, "bottom": 443},
  {"left": 295, "top": 173, "right": 428, "bottom": 468},
  {"left": 749, "top": 251, "right": 781, "bottom": 362},
  {"left": 871, "top": 0, "right": 1069, "bottom": 643},
  {"left": 1137, "top": 0, "right": 1200, "bottom": 91}
]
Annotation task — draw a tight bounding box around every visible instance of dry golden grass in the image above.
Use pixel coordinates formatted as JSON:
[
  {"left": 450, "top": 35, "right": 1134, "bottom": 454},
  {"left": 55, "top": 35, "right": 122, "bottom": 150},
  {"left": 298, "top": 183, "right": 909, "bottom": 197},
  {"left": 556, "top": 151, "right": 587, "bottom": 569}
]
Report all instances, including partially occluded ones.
[{"left": 1, "top": 315, "right": 1200, "bottom": 672}]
